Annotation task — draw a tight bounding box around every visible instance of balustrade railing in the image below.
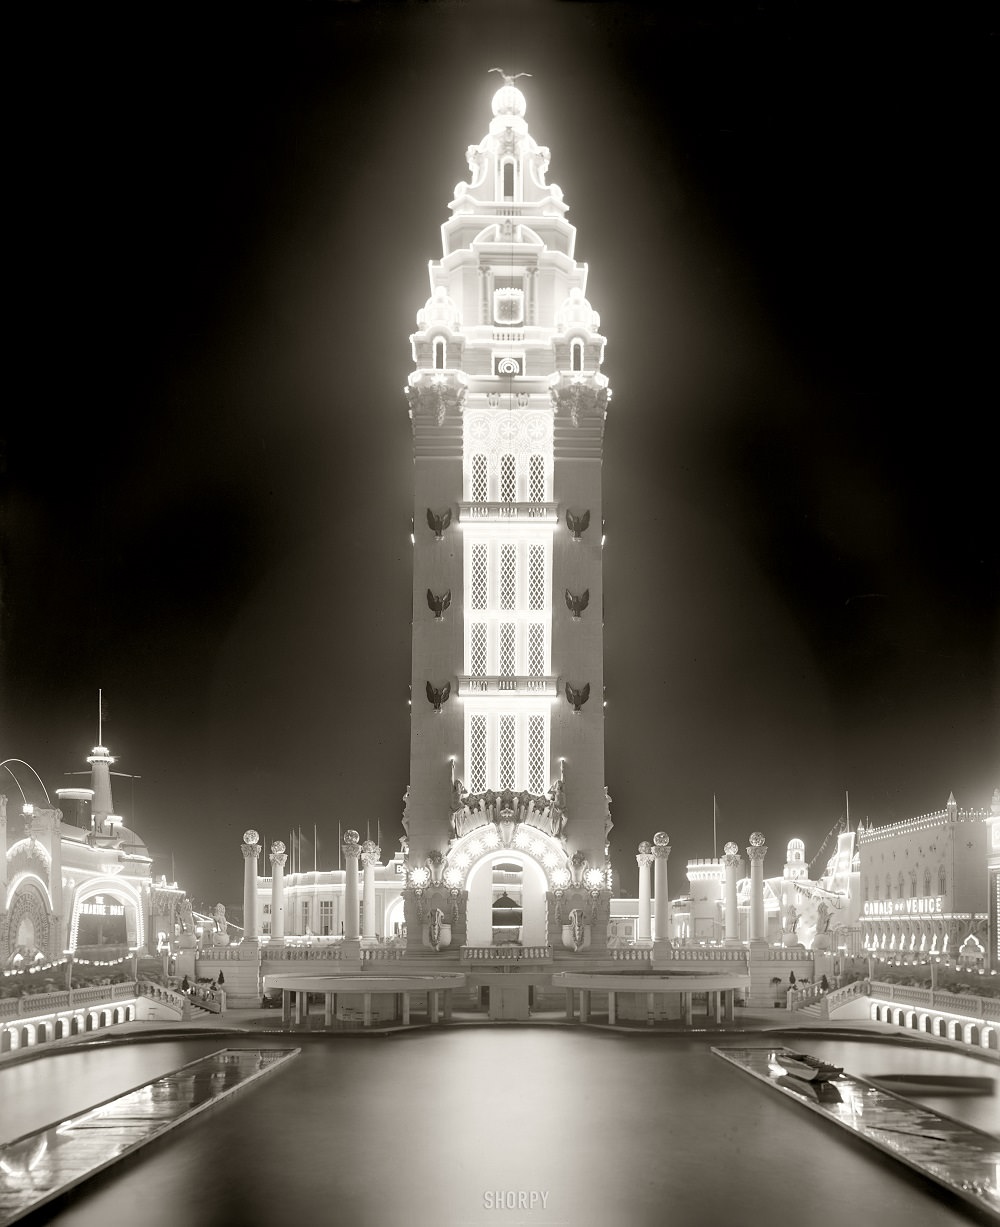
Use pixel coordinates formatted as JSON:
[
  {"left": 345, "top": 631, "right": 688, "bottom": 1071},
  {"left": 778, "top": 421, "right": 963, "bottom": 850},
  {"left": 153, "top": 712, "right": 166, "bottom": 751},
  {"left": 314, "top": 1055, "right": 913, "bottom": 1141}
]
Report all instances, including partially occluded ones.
[
  {"left": 264, "top": 947, "right": 344, "bottom": 961},
  {"left": 0, "top": 982, "right": 141, "bottom": 1021},
  {"left": 662, "top": 948, "right": 749, "bottom": 964},
  {"left": 610, "top": 949, "right": 651, "bottom": 961},
  {"left": 460, "top": 945, "right": 552, "bottom": 962},
  {"left": 869, "top": 980, "right": 1000, "bottom": 1021},
  {"left": 362, "top": 948, "right": 405, "bottom": 962}
]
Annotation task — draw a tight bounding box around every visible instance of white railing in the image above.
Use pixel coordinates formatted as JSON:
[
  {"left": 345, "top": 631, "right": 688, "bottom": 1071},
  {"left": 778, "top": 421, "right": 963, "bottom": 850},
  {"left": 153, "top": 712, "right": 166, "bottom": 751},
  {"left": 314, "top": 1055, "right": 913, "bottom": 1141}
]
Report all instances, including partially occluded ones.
[
  {"left": 457, "top": 675, "right": 559, "bottom": 697},
  {"left": 662, "top": 948, "right": 749, "bottom": 964},
  {"left": 0, "top": 983, "right": 139, "bottom": 1019},
  {"left": 461, "top": 945, "right": 552, "bottom": 962},
  {"left": 362, "top": 948, "right": 405, "bottom": 962},
  {"left": 457, "top": 502, "right": 559, "bottom": 525},
  {"left": 869, "top": 980, "right": 1000, "bottom": 1022},
  {"left": 819, "top": 979, "right": 870, "bottom": 1016},
  {"left": 610, "top": 949, "right": 652, "bottom": 961},
  {"left": 265, "top": 947, "right": 344, "bottom": 961}
]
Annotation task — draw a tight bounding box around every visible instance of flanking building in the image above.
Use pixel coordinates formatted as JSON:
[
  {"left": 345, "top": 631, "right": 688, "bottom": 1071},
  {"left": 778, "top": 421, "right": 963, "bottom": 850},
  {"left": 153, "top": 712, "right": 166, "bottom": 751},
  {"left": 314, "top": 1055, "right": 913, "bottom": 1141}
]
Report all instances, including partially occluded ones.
[{"left": 858, "top": 792, "right": 992, "bottom": 965}]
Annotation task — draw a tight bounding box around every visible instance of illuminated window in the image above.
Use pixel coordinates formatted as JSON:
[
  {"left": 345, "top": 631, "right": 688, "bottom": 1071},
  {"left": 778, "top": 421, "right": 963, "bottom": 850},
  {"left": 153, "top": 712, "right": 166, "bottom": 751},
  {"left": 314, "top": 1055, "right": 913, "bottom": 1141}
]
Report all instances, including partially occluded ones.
[
  {"left": 499, "top": 623, "right": 516, "bottom": 676},
  {"left": 938, "top": 866, "right": 946, "bottom": 895},
  {"left": 471, "top": 545, "right": 488, "bottom": 610},
  {"left": 502, "top": 160, "right": 514, "bottom": 200},
  {"left": 528, "top": 454, "right": 545, "bottom": 502},
  {"left": 433, "top": 337, "right": 446, "bottom": 370},
  {"left": 470, "top": 623, "right": 488, "bottom": 676},
  {"left": 499, "top": 716, "right": 516, "bottom": 789},
  {"left": 528, "top": 715, "right": 545, "bottom": 794},
  {"left": 500, "top": 544, "right": 516, "bottom": 609},
  {"left": 320, "top": 900, "right": 334, "bottom": 936},
  {"left": 472, "top": 454, "right": 488, "bottom": 502},
  {"left": 570, "top": 338, "right": 584, "bottom": 372},
  {"left": 528, "top": 544, "right": 545, "bottom": 611},
  {"left": 500, "top": 454, "right": 517, "bottom": 502},
  {"left": 528, "top": 623, "right": 545, "bottom": 676},
  {"left": 470, "top": 716, "right": 487, "bottom": 792},
  {"left": 302, "top": 902, "right": 310, "bottom": 932}
]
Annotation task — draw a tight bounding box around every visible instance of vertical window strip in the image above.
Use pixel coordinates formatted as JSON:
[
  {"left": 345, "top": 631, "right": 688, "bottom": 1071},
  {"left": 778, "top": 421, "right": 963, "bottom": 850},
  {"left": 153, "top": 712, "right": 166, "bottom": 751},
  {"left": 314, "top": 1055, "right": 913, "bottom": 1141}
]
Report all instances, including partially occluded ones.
[
  {"left": 528, "top": 544, "right": 545, "bottom": 611},
  {"left": 529, "top": 454, "right": 545, "bottom": 502},
  {"left": 499, "top": 715, "right": 516, "bottom": 790},
  {"left": 476, "top": 545, "right": 489, "bottom": 606},
  {"left": 470, "top": 715, "right": 487, "bottom": 793},
  {"left": 500, "top": 454, "right": 517, "bottom": 502},
  {"left": 472, "top": 454, "right": 488, "bottom": 502},
  {"left": 470, "top": 623, "right": 488, "bottom": 675},
  {"left": 528, "top": 623, "right": 545, "bottom": 676},
  {"left": 528, "top": 715, "right": 545, "bottom": 794},
  {"left": 499, "top": 623, "right": 516, "bottom": 676},
  {"left": 500, "top": 544, "right": 516, "bottom": 609}
]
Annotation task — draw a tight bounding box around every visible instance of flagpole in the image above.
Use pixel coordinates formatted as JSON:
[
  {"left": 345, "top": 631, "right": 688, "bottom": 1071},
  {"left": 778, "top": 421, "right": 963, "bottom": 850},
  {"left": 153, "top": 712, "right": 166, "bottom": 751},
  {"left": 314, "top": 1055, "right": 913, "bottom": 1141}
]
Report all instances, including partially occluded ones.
[
  {"left": 338, "top": 822, "right": 342, "bottom": 872},
  {"left": 314, "top": 824, "right": 317, "bottom": 873},
  {"left": 713, "top": 794, "right": 717, "bottom": 859},
  {"left": 845, "top": 791, "right": 850, "bottom": 832}
]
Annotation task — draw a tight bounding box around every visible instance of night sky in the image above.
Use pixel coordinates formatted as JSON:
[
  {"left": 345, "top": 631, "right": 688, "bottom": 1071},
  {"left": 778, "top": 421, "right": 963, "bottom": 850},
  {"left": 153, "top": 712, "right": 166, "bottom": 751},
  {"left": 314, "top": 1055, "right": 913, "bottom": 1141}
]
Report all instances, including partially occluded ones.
[{"left": 3, "top": 3, "right": 997, "bottom": 905}]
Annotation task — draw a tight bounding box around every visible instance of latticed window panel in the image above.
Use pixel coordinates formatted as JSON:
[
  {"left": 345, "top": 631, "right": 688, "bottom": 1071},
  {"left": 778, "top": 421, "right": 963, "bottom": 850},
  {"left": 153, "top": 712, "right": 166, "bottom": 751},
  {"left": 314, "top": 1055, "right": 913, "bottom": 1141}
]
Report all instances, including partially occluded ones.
[
  {"left": 499, "top": 715, "right": 516, "bottom": 790},
  {"left": 528, "top": 454, "right": 545, "bottom": 502},
  {"left": 469, "top": 715, "right": 487, "bottom": 793},
  {"left": 471, "top": 544, "right": 488, "bottom": 610},
  {"left": 471, "top": 454, "right": 488, "bottom": 502},
  {"left": 500, "top": 453, "right": 517, "bottom": 502},
  {"left": 500, "top": 544, "right": 516, "bottom": 609},
  {"left": 528, "top": 623, "right": 545, "bottom": 676},
  {"left": 499, "top": 622, "right": 516, "bottom": 675},
  {"left": 528, "top": 715, "right": 546, "bottom": 794},
  {"left": 470, "top": 623, "right": 488, "bottom": 675},
  {"left": 528, "top": 544, "right": 545, "bottom": 611}
]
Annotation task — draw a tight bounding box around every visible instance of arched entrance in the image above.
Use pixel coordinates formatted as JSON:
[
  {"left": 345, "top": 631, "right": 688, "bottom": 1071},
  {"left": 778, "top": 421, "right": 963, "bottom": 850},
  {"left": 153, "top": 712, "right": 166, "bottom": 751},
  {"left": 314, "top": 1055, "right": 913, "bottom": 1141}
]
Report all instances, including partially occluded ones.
[{"left": 466, "top": 852, "right": 550, "bottom": 946}]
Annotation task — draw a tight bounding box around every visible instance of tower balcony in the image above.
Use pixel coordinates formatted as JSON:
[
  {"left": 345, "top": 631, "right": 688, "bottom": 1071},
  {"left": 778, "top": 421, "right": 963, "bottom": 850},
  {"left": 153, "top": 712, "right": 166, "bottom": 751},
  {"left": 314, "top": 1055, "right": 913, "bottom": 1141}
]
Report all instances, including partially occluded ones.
[
  {"left": 457, "top": 501, "right": 559, "bottom": 524},
  {"left": 457, "top": 675, "right": 558, "bottom": 698}
]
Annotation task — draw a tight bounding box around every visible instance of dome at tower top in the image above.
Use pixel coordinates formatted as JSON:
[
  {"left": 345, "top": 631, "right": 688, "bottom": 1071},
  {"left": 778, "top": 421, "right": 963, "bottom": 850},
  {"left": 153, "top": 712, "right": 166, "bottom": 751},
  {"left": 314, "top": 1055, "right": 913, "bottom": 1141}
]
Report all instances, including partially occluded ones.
[{"left": 492, "top": 85, "right": 526, "bottom": 118}]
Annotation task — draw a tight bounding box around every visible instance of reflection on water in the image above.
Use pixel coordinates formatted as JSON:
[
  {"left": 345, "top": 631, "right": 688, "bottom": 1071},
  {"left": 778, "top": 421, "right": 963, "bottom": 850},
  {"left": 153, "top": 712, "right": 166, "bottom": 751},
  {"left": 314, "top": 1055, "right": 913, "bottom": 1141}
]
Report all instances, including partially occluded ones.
[{"left": 4, "top": 1031, "right": 995, "bottom": 1227}]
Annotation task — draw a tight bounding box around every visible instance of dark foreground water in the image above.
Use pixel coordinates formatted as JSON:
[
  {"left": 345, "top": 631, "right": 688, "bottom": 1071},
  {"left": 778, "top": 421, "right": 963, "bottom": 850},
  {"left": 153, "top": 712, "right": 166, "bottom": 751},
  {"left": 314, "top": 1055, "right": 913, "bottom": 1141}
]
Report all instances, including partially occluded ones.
[{"left": 2, "top": 1030, "right": 997, "bottom": 1227}]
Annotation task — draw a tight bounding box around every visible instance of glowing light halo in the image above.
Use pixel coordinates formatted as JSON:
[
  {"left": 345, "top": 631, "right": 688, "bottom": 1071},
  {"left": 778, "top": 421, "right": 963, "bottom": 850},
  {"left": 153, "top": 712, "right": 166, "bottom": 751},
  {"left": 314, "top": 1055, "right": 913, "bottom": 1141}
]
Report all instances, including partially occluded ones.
[
  {"left": 6, "top": 872, "right": 54, "bottom": 912},
  {"left": 445, "top": 824, "right": 569, "bottom": 888},
  {"left": 69, "top": 877, "right": 145, "bottom": 951}
]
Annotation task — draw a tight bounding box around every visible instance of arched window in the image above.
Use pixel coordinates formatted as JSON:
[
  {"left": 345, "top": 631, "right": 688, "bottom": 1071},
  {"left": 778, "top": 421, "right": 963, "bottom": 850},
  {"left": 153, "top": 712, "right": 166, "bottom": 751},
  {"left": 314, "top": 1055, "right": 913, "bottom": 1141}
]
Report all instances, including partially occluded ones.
[
  {"left": 570, "top": 338, "right": 584, "bottom": 372},
  {"left": 938, "top": 865, "right": 947, "bottom": 895},
  {"left": 873, "top": 878, "right": 879, "bottom": 900},
  {"left": 502, "top": 161, "right": 514, "bottom": 200},
  {"left": 433, "top": 337, "right": 446, "bottom": 370},
  {"left": 886, "top": 875, "right": 892, "bottom": 899},
  {"left": 897, "top": 872, "right": 905, "bottom": 899},
  {"left": 924, "top": 867, "right": 932, "bottom": 895},
  {"left": 528, "top": 454, "right": 545, "bottom": 502}
]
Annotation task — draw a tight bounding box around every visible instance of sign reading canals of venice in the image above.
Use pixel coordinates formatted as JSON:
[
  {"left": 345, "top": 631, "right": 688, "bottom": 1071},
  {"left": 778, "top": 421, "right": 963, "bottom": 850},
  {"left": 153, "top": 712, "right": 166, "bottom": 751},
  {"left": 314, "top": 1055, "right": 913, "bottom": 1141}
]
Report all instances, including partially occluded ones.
[{"left": 862, "top": 896, "right": 943, "bottom": 917}]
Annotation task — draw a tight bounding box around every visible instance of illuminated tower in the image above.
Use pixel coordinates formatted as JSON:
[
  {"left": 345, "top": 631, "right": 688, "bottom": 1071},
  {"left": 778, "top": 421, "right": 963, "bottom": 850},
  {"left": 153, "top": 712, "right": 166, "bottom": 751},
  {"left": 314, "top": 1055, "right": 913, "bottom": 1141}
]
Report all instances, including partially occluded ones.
[{"left": 403, "top": 77, "right": 612, "bottom": 953}]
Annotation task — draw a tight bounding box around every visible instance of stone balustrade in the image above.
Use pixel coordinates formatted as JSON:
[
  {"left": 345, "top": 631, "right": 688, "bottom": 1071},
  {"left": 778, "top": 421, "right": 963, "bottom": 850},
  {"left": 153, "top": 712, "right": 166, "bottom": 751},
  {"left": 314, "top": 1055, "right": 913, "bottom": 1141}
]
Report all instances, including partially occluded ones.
[
  {"left": 362, "top": 948, "right": 405, "bottom": 962},
  {"left": 265, "top": 947, "right": 344, "bottom": 961},
  {"left": 609, "top": 948, "right": 651, "bottom": 961},
  {"left": 0, "top": 983, "right": 140, "bottom": 1018},
  {"left": 869, "top": 980, "right": 1000, "bottom": 1022},
  {"left": 138, "top": 981, "right": 187, "bottom": 1012},
  {"left": 820, "top": 979, "right": 870, "bottom": 1014},
  {"left": 662, "top": 948, "right": 749, "bottom": 963},
  {"left": 460, "top": 945, "right": 552, "bottom": 962}
]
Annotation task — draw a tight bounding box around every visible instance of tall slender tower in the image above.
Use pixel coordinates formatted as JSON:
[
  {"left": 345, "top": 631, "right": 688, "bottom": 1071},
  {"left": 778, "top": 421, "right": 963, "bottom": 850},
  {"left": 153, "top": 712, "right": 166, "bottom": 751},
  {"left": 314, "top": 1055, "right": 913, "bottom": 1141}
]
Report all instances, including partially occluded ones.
[{"left": 403, "top": 77, "right": 612, "bottom": 955}]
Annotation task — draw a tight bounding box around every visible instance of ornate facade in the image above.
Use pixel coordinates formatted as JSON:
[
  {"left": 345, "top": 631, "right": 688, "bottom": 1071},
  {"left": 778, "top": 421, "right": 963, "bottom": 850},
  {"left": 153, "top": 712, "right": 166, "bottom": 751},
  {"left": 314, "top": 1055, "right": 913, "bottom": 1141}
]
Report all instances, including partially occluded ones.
[{"left": 401, "top": 78, "right": 613, "bottom": 960}]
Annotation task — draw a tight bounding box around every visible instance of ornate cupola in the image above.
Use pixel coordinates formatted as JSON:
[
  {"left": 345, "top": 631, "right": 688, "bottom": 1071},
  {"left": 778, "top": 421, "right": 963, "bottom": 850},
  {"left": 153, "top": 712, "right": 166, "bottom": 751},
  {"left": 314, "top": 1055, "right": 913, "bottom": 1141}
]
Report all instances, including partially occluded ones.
[{"left": 403, "top": 74, "right": 613, "bottom": 954}]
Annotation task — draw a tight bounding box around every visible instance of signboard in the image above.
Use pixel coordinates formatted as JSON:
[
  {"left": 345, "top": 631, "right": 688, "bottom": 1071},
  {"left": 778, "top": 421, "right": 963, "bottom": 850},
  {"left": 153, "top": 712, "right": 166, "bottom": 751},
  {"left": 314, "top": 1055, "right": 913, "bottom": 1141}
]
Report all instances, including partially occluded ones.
[
  {"left": 863, "top": 896, "right": 943, "bottom": 917},
  {"left": 79, "top": 895, "right": 125, "bottom": 917}
]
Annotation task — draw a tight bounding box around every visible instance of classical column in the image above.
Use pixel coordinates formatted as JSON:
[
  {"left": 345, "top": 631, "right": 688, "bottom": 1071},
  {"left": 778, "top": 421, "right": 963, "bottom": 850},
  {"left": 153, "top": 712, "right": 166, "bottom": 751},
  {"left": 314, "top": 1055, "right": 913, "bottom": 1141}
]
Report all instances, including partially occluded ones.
[
  {"left": 723, "top": 841, "right": 741, "bottom": 946},
  {"left": 361, "top": 840, "right": 381, "bottom": 946},
  {"left": 747, "top": 832, "right": 767, "bottom": 945},
  {"left": 652, "top": 832, "right": 671, "bottom": 944},
  {"left": 636, "top": 842, "right": 653, "bottom": 945},
  {"left": 269, "top": 841, "right": 287, "bottom": 942},
  {"left": 342, "top": 830, "right": 361, "bottom": 943},
  {"left": 241, "top": 830, "right": 261, "bottom": 940}
]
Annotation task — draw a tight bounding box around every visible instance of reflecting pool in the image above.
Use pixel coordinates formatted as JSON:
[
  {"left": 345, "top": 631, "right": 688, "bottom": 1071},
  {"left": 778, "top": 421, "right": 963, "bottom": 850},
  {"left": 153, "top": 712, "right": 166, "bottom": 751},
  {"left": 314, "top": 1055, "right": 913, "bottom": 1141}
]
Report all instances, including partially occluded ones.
[{"left": 2, "top": 1030, "right": 996, "bottom": 1227}]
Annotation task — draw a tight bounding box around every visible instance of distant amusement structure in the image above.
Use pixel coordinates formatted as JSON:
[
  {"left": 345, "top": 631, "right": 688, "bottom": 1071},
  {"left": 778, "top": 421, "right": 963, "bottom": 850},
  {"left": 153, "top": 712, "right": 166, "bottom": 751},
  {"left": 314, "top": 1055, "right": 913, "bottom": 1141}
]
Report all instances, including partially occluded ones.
[{"left": 403, "top": 73, "right": 613, "bottom": 971}]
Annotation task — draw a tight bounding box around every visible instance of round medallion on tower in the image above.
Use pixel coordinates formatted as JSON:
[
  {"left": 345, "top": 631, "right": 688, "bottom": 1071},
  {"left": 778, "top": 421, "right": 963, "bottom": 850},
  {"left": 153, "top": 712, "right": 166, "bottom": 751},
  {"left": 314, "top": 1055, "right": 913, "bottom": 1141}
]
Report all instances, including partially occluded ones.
[
  {"left": 271, "top": 840, "right": 286, "bottom": 855},
  {"left": 343, "top": 830, "right": 360, "bottom": 845},
  {"left": 724, "top": 841, "right": 738, "bottom": 856},
  {"left": 749, "top": 831, "right": 765, "bottom": 847},
  {"left": 653, "top": 832, "right": 670, "bottom": 847},
  {"left": 242, "top": 829, "right": 259, "bottom": 846}
]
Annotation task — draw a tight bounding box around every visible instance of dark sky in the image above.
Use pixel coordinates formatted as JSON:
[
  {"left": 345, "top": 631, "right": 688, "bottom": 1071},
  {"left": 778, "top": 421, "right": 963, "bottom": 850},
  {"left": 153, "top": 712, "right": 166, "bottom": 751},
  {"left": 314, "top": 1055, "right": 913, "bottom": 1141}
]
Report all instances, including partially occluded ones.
[{"left": 3, "top": 3, "right": 997, "bottom": 904}]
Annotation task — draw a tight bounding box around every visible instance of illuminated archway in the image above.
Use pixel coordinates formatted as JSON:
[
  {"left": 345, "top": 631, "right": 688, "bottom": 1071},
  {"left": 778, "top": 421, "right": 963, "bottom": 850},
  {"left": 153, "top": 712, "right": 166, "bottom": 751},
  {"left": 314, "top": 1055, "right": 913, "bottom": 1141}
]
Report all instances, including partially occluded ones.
[
  {"left": 70, "top": 879, "right": 144, "bottom": 951},
  {"left": 465, "top": 851, "right": 550, "bottom": 946}
]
